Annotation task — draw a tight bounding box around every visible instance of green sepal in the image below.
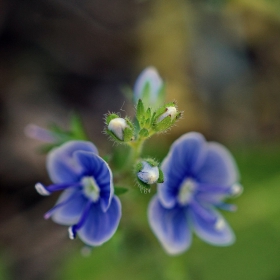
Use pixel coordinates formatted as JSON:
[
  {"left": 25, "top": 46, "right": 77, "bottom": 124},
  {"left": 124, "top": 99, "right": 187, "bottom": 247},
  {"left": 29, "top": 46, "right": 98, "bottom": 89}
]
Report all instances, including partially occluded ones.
[
  {"left": 123, "top": 126, "right": 134, "bottom": 142},
  {"left": 136, "top": 99, "right": 145, "bottom": 121},
  {"left": 157, "top": 168, "right": 164, "bottom": 183},
  {"left": 106, "top": 129, "right": 124, "bottom": 143},
  {"left": 136, "top": 177, "right": 151, "bottom": 190},
  {"left": 145, "top": 107, "right": 151, "bottom": 120},
  {"left": 135, "top": 161, "right": 143, "bottom": 172},
  {"left": 114, "top": 186, "right": 129, "bottom": 196},
  {"left": 105, "top": 113, "right": 119, "bottom": 125},
  {"left": 139, "top": 128, "right": 149, "bottom": 138},
  {"left": 153, "top": 115, "right": 172, "bottom": 132},
  {"left": 144, "top": 158, "right": 159, "bottom": 167}
]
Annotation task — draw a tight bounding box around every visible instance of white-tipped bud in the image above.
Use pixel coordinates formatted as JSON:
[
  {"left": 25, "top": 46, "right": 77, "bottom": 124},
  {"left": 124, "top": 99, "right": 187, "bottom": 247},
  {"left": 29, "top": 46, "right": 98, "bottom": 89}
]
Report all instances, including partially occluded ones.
[
  {"left": 134, "top": 67, "right": 163, "bottom": 106},
  {"left": 108, "top": 118, "right": 128, "bottom": 141},
  {"left": 35, "top": 183, "right": 51, "bottom": 196},
  {"left": 137, "top": 161, "right": 159, "bottom": 185},
  {"left": 157, "top": 106, "right": 177, "bottom": 123}
]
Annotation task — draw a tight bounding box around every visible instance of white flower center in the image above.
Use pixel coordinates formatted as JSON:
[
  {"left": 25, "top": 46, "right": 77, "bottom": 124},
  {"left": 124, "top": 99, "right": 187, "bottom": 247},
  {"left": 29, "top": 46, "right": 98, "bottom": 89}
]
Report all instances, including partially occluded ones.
[
  {"left": 178, "top": 178, "right": 196, "bottom": 205},
  {"left": 82, "top": 176, "right": 100, "bottom": 202}
]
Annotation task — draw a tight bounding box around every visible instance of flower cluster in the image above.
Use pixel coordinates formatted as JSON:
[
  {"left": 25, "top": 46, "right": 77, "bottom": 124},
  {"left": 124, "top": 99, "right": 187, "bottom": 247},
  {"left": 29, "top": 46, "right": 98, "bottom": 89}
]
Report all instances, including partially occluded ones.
[{"left": 33, "top": 67, "right": 242, "bottom": 253}]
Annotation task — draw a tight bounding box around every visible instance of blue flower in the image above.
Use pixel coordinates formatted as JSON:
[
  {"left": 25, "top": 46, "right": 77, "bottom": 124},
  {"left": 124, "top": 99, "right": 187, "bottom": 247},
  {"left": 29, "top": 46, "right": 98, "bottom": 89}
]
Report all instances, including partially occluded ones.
[
  {"left": 133, "top": 67, "right": 164, "bottom": 107},
  {"left": 148, "top": 132, "right": 242, "bottom": 255},
  {"left": 35, "top": 141, "right": 121, "bottom": 246}
]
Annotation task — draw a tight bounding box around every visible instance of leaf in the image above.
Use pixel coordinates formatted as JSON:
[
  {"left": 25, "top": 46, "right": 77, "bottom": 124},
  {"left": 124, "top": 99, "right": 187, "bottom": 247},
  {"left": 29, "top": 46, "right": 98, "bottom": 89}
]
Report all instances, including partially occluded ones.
[
  {"left": 114, "top": 187, "right": 129, "bottom": 196},
  {"left": 136, "top": 99, "right": 145, "bottom": 121},
  {"left": 70, "top": 113, "right": 88, "bottom": 140}
]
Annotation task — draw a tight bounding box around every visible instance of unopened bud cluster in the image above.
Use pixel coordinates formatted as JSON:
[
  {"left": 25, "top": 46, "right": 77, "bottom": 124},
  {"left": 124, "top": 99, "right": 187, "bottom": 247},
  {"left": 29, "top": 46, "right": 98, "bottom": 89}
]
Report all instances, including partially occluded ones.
[{"left": 104, "top": 68, "right": 181, "bottom": 192}]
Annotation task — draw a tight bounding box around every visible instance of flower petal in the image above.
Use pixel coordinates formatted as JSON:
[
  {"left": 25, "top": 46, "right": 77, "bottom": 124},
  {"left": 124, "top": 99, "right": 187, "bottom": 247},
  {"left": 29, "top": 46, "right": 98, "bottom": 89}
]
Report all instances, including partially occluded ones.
[
  {"left": 190, "top": 205, "right": 235, "bottom": 246},
  {"left": 47, "top": 141, "right": 98, "bottom": 183},
  {"left": 74, "top": 151, "right": 113, "bottom": 212},
  {"left": 195, "top": 142, "right": 239, "bottom": 186},
  {"left": 148, "top": 195, "right": 192, "bottom": 255},
  {"left": 77, "top": 196, "right": 121, "bottom": 246},
  {"left": 51, "top": 188, "right": 87, "bottom": 225},
  {"left": 158, "top": 132, "right": 207, "bottom": 208}
]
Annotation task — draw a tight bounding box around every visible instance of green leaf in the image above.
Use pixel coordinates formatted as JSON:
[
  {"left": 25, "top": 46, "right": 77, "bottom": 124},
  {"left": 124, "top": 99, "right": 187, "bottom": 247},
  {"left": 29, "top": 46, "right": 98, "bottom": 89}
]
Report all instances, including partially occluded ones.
[
  {"left": 114, "top": 187, "right": 129, "bottom": 196},
  {"left": 70, "top": 113, "right": 88, "bottom": 140},
  {"left": 145, "top": 107, "right": 151, "bottom": 119},
  {"left": 136, "top": 99, "right": 145, "bottom": 121}
]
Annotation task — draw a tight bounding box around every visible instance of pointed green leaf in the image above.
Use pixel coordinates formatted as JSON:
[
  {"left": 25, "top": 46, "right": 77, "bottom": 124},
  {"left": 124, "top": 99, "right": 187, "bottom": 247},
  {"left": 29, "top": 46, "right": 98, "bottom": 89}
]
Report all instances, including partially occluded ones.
[
  {"left": 114, "top": 187, "right": 129, "bottom": 196},
  {"left": 136, "top": 99, "right": 145, "bottom": 121},
  {"left": 70, "top": 113, "right": 88, "bottom": 140}
]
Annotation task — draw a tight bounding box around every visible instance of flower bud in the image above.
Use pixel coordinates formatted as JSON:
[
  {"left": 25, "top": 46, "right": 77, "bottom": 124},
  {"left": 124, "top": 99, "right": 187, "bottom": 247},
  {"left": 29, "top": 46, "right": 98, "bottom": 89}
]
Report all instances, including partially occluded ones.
[
  {"left": 108, "top": 118, "right": 128, "bottom": 141},
  {"left": 133, "top": 67, "right": 164, "bottom": 107},
  {"left": 156, "top": 106, "right": 177, "bottom": 123},
  {"left": 137, "top": 161, "right": 159, "bottom": 185}
]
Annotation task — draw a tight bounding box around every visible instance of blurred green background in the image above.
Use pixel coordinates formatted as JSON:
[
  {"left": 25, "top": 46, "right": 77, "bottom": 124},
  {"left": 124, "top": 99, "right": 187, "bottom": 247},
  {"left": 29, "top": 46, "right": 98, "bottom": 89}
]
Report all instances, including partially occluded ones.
[{"left": 0, "top": 0, "right": 280, "bottom": 279}]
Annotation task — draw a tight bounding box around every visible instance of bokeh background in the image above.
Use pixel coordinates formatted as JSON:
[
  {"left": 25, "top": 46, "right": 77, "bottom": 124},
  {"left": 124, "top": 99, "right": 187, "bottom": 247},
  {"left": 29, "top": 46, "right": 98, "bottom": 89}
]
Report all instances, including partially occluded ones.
[{"left": 0, "top": 0, "right": 280, "bottom": 279}]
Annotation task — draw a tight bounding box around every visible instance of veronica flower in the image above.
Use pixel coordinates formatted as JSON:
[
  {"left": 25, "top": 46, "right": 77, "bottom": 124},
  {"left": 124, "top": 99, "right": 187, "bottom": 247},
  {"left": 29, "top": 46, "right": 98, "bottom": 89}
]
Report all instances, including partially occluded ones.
[
  {"left": 133, "top": 67, "right": 164, "bottom": 107},
  {"left": 148, "top": 132, "right": 242, "bottom": 255},
  {"left": 35, "top": 141, "right": 121, "bottom": 246}
]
